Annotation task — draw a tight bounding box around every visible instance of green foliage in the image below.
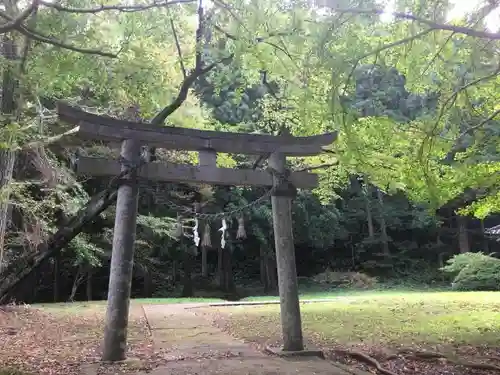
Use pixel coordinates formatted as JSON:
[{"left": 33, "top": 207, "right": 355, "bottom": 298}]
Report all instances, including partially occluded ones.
[
  {"left": 312, "top": 270, "right": 378, "bottom": 289},
  {"left": 440, "top": 252, "right": 488, "bottom": 274},
  {"left": 441, "top": 252, "right": 500, "bottom": 291},
  {"left": 137, "top": 215, "right": 177, "bottom": 239},
  {"left": 68, "top": 233, "right": 105, "bottom": 267}
]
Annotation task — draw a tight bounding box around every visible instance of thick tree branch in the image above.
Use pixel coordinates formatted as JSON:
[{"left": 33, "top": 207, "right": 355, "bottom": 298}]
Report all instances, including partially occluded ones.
[
  {"left": 0, "top": 12, "right": 118, "bottom": 57},
  {"left": 39, "top": 0, "right": 195, "bottom": 14},
  {"left": 358, "top": 28, "right": 434, "bottom": 61},
  {"left": 0, "top": 0, "right": 38, "bottom": 34},
  {"left": 17, "top": 24, "right": 118, "bottom": 57},
  {"left": 23, "top": 126, "right": 80, "bottom": 149},
  {"left": 19, "top": 6, "right": 39, "bottom": 75},
  {"left": 170, "top": 18, "right": 186, "bottom": 79},
  {"left": 211, "top": 0, "right": 249, "bottom": 33},
  {"left": 151, "top": 54, "right": 234, "bottom": 125},
  {"left": 423, "top": 61, "right": 500, "bottom": 144},
  {"left": 0, "top": 186, "right": 119, "bottom": 303},
  {"left": 213, "top": 24, "right": 296, "bottom": 65},
  {"left": 295, "top": 163, "right": 338, "bottom": 172},
  {"left": 195, "top": 0, "right": 204, "bottom": 70},
  {"left": 459, "top": 107, "right": 500, "bottom": 137}
]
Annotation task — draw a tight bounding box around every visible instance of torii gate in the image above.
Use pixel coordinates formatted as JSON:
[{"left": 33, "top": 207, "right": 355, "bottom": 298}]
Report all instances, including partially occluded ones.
[{"left": 58, "top": 102, "right": 337, "bottom": 360}]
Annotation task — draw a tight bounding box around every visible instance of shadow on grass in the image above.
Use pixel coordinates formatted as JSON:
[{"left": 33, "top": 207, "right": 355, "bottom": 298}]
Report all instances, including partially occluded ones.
[{"left": 214, "top": 291, "right": 500, "bottom": 349}]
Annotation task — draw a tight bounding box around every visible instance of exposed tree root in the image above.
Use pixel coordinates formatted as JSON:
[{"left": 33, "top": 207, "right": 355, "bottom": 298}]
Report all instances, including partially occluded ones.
[
  {"left": 334, "top": 347, "right": 500, "bottom": 375},
  {"left": 333, "top": 349, "right": 397, "bottom": 375},
  {"left": 397, "top": 348, "right": 500, "bottom": 372}
]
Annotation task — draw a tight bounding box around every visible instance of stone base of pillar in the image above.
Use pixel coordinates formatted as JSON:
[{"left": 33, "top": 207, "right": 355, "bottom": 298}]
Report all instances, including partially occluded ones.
[{"left": 264, "top": 345, "right": 325, "bottom": 359}]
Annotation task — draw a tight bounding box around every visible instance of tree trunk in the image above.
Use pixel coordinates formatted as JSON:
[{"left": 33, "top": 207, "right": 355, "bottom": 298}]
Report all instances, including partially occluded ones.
[
  {"left": 201, "top": 245, "right": 208, "bottom": 278},
  {"left": 181, "top": 248, "right": 193, "bottom": 297},
  {"left": 377, "top": 189, "right": 390, "bottom": 257},
  {"left": 53, "top": 254, "right": 59, "bottom": 302},
  {"left": 364, "top": 188, "right": 375, "bottom": 238},
  {"left": 172, "top": 259, "right": 178, "bottom": 284},
  {"left": 438, "top": 252, "right": 448, "bottom": 268},
  {"left": 260, "top": 246, "right": 268, "bottom": 290},
  {"left": 457, "top": 215, "right": 469, "bottom": 254},
  {"left": 69, "top": 265, "right": 85, "bottom": 302},
  {"left": 480, "top": 219, "right": 489, "bottom": 253},
  {"left": 0, "top": 35, "right": 18, "bottom": 273},
  {"left": 222, "top": 245, "right": 235, "bottom": 293},
  {"left": 86, "top": 268, "right": 92, "bottom": 301},
  {"left": 143, "top": 270, "right": 151, "bottom": 298},
  {"left": 217, "top": 246, "right": 223, "bottom": 286},
  {"left": 102, "top": 139, "right": 141, "bottom": 362}
]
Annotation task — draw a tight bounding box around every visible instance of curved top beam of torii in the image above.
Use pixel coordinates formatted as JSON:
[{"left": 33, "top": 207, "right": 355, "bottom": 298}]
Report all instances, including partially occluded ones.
[{"left": 57, "top": 102, "right": 338, "bottom": 156}]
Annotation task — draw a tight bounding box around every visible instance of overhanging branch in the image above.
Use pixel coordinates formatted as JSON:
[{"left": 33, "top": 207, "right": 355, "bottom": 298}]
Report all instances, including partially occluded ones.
[
  {"left": 295, "top": 162, "right": 338, "bottom": 172},
  {"left": 151, "top": 54, "right": 234, "bottom": 125},
  {"left": 0, "top": 0, "right": 38, "bottom": 34},
  {"left": 0, "top": 11, "right": 117, "bottom": 57},
  {"left": 459, "top": 107, "right": 500, "bottom": 137},
  {"left": 39, "top": 0, "right": 195, "bottom": 14},
  {"left": 17, "top": 24, "right": 118, "bottom": 57},
  {"left": 170, "top": 18, "right": 187, "bottom": 79},
  {"left": 335, "top": 7, "right": 500, "bottom": 40}
]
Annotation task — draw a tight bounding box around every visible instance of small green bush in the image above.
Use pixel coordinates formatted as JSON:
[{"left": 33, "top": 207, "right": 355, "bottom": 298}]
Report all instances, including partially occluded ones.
[
  {"left": 312, "top": 270, "right": 378, "bottom": 289},
  {"left": 441, "top": 252, "right": 500, "bottom": 291}
]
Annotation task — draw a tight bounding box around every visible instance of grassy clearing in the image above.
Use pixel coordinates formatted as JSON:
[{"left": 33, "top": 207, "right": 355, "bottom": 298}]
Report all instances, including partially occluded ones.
[
  {"left": 33, "top": 288, "right": 443, "bottom": 313},
  {"left": 34, "top": 297, "right": 224, "bottom": 312},
  {"left": 215, "top": 291, "right": 500, "bottom": 348},
  {"left": 241, "top": 288, "right": 447, "bottom": 302}
]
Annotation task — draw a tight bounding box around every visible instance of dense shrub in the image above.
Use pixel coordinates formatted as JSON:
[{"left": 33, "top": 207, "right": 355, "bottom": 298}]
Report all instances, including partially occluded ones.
[
  {"left": 312, "top": 270, "right": 378, "bottom": 289},
  {"left": 440, "top": 252, "right": 500, "bottom": 291}
]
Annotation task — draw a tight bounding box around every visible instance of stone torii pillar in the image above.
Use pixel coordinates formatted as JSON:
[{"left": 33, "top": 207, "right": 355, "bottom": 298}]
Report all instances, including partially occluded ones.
[
  {"left": 269, "top": 150, "right": 303, "bottom": 351},
  {"left": 102, "top": 139, "right": 141, "bottom": 360}
]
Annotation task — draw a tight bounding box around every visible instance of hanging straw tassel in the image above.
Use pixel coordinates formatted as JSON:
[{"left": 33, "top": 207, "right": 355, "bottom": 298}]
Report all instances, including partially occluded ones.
[
  {"left": 193, "top": 217, "right": 200, "bottom": 246},
  {"left": 219, "top": 218, "right": 227, "bottom": 248},
  {"left": 201, "top": 222, "right": 212, "bottom": 247},
  {"left": 173, "top": 215, "right": 183, "bottom": 240},
  {"left": 236, "top": 216, "right": 246, "bottom": 240}
]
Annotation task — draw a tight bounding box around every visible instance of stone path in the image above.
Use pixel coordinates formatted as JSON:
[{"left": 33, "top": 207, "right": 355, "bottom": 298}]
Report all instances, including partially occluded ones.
[{"left": 141, "top": 303, "right": 369, "bottom": 375}]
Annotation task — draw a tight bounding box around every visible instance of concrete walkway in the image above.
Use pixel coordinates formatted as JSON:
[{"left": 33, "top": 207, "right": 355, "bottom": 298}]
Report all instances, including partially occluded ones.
[{"left": 141, "top": 303, "right": 369, "bottom": 375}]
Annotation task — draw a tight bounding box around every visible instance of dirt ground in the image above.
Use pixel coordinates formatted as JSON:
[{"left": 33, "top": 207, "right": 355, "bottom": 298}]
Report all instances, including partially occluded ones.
[{"left": 0, "top": 303, "right": 367, "bottom": 375}]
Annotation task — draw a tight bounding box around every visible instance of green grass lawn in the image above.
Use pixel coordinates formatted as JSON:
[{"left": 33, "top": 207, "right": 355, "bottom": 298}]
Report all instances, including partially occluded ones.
[
  {"left": 34, "top": 297, "right": 225, "bottom": 312},
  {"left": 241, "top": 287, "right": 448, "bottom": 302},
  {"left": 215, "top": 291, "right": 500, "bottom": 348},
  {"left": 34, "top": 287, "right": 450, "bottom": 310}
]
